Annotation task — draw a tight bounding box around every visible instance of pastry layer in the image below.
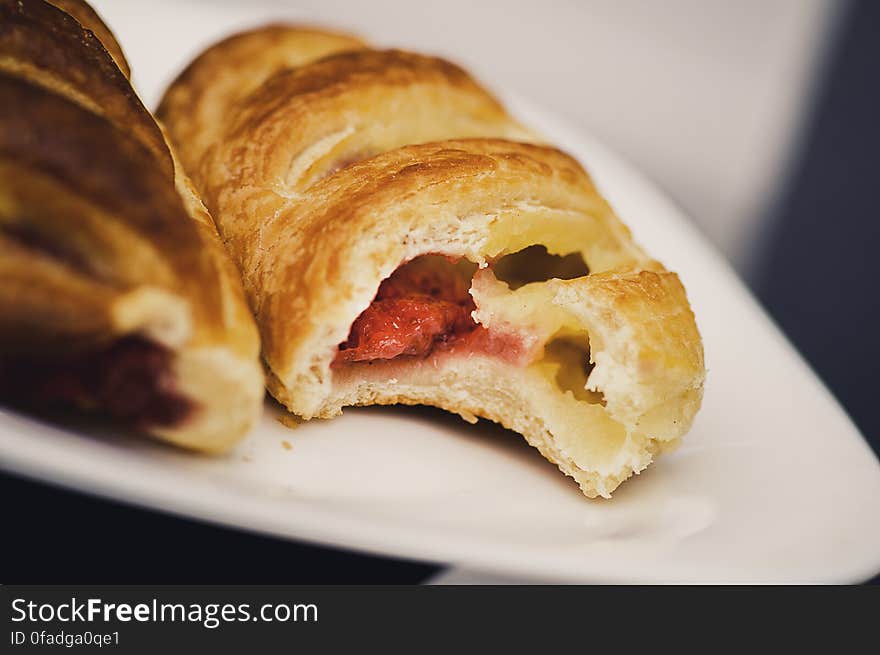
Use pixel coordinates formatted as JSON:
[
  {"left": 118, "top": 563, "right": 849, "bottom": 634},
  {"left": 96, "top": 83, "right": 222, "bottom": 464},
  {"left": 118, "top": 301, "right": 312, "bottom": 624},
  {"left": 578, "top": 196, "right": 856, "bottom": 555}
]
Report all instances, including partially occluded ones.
[{"left": 157, "top": 24, "right": 366, "bottom": 179}]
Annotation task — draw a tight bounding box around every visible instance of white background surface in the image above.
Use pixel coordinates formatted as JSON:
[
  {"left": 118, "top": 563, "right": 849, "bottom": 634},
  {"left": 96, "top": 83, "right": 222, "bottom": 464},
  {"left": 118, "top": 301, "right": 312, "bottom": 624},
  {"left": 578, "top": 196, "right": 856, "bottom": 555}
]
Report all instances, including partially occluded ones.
[{"left": 92, "top": 0, "right": 838, "bottom": 272}]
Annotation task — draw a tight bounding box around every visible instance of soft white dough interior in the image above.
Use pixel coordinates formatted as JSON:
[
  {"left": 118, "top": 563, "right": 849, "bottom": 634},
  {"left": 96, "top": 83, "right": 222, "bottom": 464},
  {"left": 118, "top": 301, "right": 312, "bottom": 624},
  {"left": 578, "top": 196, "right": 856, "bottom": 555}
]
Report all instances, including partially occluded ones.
[{"left": 328, "top": 241, "right": 653, "bottom": 493}]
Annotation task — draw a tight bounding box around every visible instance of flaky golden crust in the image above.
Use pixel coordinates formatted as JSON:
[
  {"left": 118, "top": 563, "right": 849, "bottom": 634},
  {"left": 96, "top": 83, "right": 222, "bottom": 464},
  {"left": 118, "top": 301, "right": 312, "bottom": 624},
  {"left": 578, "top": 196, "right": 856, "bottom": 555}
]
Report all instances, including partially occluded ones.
[
  {"left": 157, "top": 24, "right": 366, "bottom": 178},
  {"left": 0, "top": 1, "right": 263, "bottom": 449},
  {"left": 189, "top": 48, "right": 533, "bottom": 218},
  {"left": 161, "top": 25, "right": 705, "bottom": 494},
  {"left": 46, "top": 0, "right": 130, "bottom": 78},
  {"left": 0, "top": 0, "right": 169, "bottom": 169}
]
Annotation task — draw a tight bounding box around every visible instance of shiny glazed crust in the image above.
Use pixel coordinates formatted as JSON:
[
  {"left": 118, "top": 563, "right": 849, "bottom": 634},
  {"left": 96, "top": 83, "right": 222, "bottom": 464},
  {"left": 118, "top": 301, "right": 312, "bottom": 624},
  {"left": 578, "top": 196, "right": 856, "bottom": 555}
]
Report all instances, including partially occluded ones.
[
  {"left": 161, "top": 25, "right": 705, "bottom": 495},
  {"left": 0, "top": 0, "right": 264, "bottom": 450}
]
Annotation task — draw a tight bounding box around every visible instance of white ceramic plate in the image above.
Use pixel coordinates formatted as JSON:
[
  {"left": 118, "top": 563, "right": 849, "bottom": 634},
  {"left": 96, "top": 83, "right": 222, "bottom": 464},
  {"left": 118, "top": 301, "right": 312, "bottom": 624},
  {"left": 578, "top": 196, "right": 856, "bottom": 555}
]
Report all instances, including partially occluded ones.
[{"left": 2, "top": 0, "right": 880, "bottom": 584}]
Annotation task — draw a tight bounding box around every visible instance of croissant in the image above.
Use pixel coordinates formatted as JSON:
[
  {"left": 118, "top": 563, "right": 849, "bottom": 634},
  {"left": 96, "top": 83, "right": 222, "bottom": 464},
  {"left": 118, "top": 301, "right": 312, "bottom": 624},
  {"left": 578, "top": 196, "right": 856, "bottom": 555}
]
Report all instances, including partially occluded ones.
[
  {"left": 0, "top": 0, "right": 264, "bottom": 450},
  {"left": 160, "top": 26, "right": 705, "bottom": 497}
]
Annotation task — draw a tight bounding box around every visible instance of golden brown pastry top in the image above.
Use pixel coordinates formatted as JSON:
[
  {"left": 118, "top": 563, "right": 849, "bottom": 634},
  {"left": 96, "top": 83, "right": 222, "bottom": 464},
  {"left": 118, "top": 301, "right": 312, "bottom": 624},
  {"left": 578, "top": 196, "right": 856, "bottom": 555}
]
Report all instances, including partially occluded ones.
[
  {"left": 158, "top": 24, "right": 366, "bottom": 177},
  {"left": 195, "top": 48, "right": 531, "bottom": 206},
  {"left": 0, "top": 72, "right": 222, "bottom": 349},
  {"left": 46, "top": 0, "right": 131, "bottom": 77},
  {"left": 0, "top": 0, "right": 170, "bottom": 170}
]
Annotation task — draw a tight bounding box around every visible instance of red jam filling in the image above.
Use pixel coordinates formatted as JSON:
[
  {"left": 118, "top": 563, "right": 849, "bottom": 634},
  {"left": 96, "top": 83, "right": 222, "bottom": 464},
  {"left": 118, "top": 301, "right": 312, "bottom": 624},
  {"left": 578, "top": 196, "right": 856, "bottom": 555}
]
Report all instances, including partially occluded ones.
[
  {"left": 0, "top": 336, "right": 193, "bottom": 429},
  {"left": 334, "top": 255, "right": 530, "bottom": 367},
  {"left": 334, "top": 256, "right": 478, "bottom": 364}
]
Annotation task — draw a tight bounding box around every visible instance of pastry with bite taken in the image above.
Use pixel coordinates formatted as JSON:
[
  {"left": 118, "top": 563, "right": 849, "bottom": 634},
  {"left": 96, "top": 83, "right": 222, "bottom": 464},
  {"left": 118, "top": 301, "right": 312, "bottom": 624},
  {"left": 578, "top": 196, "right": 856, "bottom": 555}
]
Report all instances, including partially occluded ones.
[{"left": 159, "top": 25, "right": 705, "bottom": 496}]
